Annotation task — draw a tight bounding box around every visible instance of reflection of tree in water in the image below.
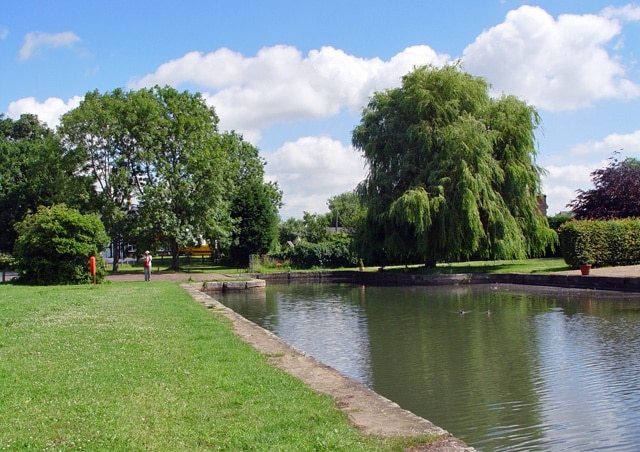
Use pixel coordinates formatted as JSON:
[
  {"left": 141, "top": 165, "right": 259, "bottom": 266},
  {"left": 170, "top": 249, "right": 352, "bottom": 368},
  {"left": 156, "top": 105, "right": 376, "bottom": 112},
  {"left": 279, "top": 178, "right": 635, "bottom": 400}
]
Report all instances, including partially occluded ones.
[{"left": 219, "top": 283, "right": 640, "bottom": 450}]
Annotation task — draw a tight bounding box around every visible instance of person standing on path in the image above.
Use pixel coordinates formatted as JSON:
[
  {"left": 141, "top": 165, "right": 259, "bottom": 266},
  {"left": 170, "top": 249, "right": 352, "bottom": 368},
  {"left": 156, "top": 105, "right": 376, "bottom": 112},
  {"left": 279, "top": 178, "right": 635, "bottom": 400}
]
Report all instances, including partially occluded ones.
[{"left": 143, "top": 251, "right": 153, "bottom": 281}]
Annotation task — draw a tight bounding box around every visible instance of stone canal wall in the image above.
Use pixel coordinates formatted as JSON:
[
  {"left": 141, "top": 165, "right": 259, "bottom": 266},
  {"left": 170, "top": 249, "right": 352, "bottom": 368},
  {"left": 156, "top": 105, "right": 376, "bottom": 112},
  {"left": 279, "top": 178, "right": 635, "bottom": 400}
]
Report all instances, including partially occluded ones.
[
  {"left": 202, "top": 279, "right": 266, "bottom": 291},
  {"left": 247, "top": 270, "right": 640, "bottom": 293}
]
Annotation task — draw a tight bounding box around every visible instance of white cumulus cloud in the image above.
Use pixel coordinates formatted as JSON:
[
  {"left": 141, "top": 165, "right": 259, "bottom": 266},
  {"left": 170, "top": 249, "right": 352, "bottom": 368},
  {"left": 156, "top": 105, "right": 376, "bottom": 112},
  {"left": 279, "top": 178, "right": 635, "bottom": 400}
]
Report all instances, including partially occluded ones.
[
  {"left": 7, "top": 96, "right": 82, "bottom": 128},
  {"left": 541, "top": 127, "right": 640, "bottom": 215},
  {"left": 569, "top": 129, "right": 640, "bottom": 156},
  {"left": 462, "top": 5, "right": 640, "bottom": 111},
  {"left": 131, "top": 44, "right": 450, "bottom": 140},
  {"left": 264, "top": 136, "right": 367, "bottom": 219},
  {"left": 20, "top": 31, "right": 80, "bottom": 60},
  {"left": 542, "top": 163, "right": 603, "bottom": 214}
]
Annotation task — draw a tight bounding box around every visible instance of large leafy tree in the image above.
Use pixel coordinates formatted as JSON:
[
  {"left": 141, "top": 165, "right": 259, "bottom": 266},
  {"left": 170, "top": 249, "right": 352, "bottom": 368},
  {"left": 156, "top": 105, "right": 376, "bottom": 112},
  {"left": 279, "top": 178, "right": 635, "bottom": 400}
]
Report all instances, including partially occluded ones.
[
  {"left": 276, "top": 213, "right": 329, "bottom": 246},
  {"left": 278, "top": 217, "right": 306, "bottom": 246},
  {"left": 352, "top": 65, "right": 555, "bottom": 266},
  {"left": 229, "top": 179, "right": 280, "bottom": 265},
  {"left": 301, "top": 212, "right": 329, "bottom": 243},
  {"left": 61, "top": 86, "right": 233, "bottom": 271},
  {"left": 60, "top": 89, "right": 153, "bottom": 271},
  {"left": 131, "top": 86, "right": 231, "bottom": 270},
  {"left": 569, "top": 156, "right": 640, "bottom": 219},
  {"left": 226, "top": 132, "right": 282, "bottom": 266},
  {"left": 0, "top": 114, "right": 92, "bottom": 253}
]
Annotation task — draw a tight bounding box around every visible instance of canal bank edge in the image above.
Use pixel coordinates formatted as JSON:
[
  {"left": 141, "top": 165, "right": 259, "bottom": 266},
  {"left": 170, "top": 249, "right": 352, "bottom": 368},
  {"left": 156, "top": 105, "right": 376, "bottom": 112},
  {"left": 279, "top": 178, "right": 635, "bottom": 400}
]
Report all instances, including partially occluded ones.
[
  {"left": 182, "top": 267, "right": 640, "bottom": 450},
  {"left": 249, "top": 269, "right": 640, "bottom": 293},
  {"left": 182, "top": 283, "right": 475, "bottom": 451}
]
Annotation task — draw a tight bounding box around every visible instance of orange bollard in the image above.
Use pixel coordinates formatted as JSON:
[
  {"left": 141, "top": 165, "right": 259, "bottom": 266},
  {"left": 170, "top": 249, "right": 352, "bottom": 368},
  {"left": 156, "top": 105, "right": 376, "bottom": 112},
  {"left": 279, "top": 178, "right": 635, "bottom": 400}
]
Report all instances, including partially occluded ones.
[{"left": 89, "top": 256, "right": 96, "bottom": 285}]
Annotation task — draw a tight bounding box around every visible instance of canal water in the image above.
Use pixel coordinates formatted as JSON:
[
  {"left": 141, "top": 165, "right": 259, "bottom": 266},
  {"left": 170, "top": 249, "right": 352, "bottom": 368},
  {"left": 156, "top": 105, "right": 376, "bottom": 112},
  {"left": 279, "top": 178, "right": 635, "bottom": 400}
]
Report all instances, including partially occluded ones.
[{"left": 218, "top": 283, "right": 640, "bottom": 451}]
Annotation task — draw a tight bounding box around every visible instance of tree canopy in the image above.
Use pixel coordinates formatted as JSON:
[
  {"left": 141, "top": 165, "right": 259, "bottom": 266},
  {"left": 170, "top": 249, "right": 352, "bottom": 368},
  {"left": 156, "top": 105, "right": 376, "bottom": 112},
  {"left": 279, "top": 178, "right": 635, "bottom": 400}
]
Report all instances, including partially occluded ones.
[
  {"left": 60, "top": 86, "right": 238, "bottom": 270},
  {"left": 568, "top": 156, "right": 640, "bottom": 219},
  {"left": 131, "top": 86, "right": 231, "bottom": 270},
  {"left": 60, "top": 89, "right": 147, "bottom": 270},
  {"left": 352, "top": 65, "right": 556, "bottom": 266},
  {"left": 326, "top": 191, "right": 366, "bottom": 232},
  {"left": 0, "top": 114, "right": 91, "bottom": 253},
  {"left": 226, "top": 131, "right": 282, "bottom": 265},
  {"left": 229, "top": 179, "right": 280, "bottom": 265}
]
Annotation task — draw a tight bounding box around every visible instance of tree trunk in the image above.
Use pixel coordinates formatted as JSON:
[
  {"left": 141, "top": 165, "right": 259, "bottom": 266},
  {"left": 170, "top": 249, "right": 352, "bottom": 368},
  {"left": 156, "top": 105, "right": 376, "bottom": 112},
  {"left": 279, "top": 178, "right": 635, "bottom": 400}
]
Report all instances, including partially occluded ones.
[
  {"left": 424, "top": 256, "right": 437, "bottom": 268},
  {"left": 170, "top": 240, "right": 180, "bottom": 271},
  {"left": 111, "top": 240, "right": 121, "bottom": 272}
]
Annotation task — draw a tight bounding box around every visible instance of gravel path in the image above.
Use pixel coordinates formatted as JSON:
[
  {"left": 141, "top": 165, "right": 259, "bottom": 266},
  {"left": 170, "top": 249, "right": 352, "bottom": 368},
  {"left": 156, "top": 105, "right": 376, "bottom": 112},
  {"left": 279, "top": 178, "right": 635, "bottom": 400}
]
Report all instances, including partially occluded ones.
[{"left": 551, "top": 264, "right": 640, "bottom": 277}]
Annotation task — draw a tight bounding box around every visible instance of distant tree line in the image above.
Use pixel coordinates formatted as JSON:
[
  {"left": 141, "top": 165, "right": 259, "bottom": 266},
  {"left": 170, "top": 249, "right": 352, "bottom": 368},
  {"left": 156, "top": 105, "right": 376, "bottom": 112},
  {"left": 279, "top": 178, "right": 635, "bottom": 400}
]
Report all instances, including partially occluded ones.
[
  {"left": 13, "top": 65, "right": 638, "bottom": 282},
  {"left": 1, "top": 86, "right": 281, "bottom": 283}
]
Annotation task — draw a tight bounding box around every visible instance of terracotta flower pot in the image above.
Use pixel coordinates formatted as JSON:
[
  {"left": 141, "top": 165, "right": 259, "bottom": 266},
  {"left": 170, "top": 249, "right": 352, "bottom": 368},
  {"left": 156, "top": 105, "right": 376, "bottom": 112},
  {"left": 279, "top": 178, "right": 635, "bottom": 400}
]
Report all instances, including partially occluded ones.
[{"left": 580, "top": 264, "right": 592, "bottom": 276}]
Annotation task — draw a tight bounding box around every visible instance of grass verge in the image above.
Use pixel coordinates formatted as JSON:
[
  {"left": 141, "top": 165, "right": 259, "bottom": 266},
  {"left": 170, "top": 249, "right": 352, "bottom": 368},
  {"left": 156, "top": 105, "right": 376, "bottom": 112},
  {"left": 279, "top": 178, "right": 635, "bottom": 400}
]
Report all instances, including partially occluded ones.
[
  {"left": 426, "top": 257, "right": 570, "bottom": 274},
  {"left": 110, "top": 256, "right": 571, "bottom": 277},
  {"left": 0, "top": 282, "right": 430, "bottom": 451}
]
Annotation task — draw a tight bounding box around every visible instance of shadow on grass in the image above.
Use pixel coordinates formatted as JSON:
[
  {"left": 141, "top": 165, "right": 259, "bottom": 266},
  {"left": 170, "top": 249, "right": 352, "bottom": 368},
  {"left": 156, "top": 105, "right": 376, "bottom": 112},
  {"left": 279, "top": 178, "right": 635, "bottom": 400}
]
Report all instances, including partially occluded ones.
[{"left": 386, "top": 258, "right": 572, "bottom": 275}]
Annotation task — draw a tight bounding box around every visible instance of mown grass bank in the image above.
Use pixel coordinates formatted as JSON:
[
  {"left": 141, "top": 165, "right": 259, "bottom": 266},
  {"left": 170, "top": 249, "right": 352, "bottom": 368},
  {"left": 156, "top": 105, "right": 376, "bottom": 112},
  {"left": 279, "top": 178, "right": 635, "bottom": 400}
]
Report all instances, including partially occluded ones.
[
  {"left": 0, "top": 283, "right": 426, "bottom": 451},
  {"left": 112, "top": 256, "right": 570, "bottom": 276}
]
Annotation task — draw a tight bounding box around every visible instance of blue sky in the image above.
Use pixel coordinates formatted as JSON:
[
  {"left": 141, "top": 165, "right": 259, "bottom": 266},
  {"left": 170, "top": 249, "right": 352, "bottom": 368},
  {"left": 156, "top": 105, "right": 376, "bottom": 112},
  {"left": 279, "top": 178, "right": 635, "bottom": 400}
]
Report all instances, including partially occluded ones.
[{"left": 2, "top": 1, "right": 640, "bottom": 219}]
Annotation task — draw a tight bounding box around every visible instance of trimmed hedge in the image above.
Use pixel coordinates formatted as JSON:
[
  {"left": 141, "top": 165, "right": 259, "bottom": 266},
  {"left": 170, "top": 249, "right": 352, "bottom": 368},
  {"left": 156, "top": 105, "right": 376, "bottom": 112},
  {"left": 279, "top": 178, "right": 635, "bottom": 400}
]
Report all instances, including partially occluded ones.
[
  {"left": 559, "top": 218, "right": 640, "bottom": 269},
  {"left": 274, "top": 236, "right": 358, "bottom": 269}
]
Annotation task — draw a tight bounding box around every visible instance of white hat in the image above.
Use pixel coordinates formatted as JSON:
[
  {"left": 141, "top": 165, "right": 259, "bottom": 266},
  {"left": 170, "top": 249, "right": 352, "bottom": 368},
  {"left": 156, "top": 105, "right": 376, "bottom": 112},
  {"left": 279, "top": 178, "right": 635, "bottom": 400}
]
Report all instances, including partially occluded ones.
[{"left": 145, "top": 250, "right": 150, "bottom": 254}]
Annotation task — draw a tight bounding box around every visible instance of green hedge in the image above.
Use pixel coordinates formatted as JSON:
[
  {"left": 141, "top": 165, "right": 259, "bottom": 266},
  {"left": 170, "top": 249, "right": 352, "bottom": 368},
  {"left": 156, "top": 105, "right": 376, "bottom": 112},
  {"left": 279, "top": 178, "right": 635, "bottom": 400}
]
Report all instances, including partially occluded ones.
[
  {"left": 559, "top": 218, "right": 640, "bottom": 268},
  {"left": 274, "top": 236, "right": 358, "bottom": 269}
]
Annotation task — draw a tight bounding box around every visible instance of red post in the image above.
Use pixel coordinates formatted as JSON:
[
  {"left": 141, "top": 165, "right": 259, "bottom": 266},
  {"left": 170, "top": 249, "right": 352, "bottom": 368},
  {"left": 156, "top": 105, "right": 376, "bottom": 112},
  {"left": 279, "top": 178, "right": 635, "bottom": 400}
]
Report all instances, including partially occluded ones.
[{"left": 89, "top": 256, "right": 96, "bottom": 285}]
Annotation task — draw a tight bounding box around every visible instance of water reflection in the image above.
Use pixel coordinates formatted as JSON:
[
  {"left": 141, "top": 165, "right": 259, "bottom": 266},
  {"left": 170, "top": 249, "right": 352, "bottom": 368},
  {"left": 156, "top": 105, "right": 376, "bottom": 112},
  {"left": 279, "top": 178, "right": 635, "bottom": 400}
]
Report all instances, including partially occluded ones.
[{"left": 218, "top": 283, "right": 640, "bottom": 451}]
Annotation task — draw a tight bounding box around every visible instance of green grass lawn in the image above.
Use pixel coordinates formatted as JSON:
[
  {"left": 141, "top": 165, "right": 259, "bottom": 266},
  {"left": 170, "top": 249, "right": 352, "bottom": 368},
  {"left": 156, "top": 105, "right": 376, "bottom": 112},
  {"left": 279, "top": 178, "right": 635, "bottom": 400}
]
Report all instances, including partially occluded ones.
[
  {"left": 115, "top": 256, "right": 571, "bottom": 276},
  {"left": 341, "top": 257, "right": 570, "bottom": 274},
  {"left": 0, "top": 282, "right": 425, "bottom": 451},
  {"left": 428, "top": 257, "right": 571, "bottom": 274}
]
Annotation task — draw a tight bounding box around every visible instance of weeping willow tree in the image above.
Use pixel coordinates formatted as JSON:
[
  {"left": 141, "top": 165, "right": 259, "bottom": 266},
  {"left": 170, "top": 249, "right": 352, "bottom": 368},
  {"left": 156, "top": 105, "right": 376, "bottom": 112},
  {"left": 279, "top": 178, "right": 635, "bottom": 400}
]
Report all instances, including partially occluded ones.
[{"left": 352, "top": 65, "right": 556, "bottom": 266}]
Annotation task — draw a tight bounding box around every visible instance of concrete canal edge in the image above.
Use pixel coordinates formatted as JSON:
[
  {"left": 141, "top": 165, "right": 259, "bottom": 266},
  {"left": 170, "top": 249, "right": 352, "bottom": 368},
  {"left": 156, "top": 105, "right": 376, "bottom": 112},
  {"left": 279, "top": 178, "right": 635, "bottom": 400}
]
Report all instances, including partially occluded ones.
[
  {"left": 182, "top": 281, "right": 475, "bottom": 451},
  {"left": 201, "top": 279, "right": 267, "bottom": 292},
  {"left": 249, "top": 269, "right": 640, "bottom": 293}
]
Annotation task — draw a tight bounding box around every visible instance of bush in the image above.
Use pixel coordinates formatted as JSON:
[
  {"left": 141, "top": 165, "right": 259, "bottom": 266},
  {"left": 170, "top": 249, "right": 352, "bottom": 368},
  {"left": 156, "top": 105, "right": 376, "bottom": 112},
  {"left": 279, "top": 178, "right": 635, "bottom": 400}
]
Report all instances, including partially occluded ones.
[
  {"left": 559, "top": 218, "right": 640, "bottom": 269},
  {"left": 13, "top": 204, "right": 109, "bottom": 285},
  {"left": 273, "top": 236, "right": 358, "bottom": 269},
  {"left": 547, "top": 213, "right": 572, "bottom": 230}
]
